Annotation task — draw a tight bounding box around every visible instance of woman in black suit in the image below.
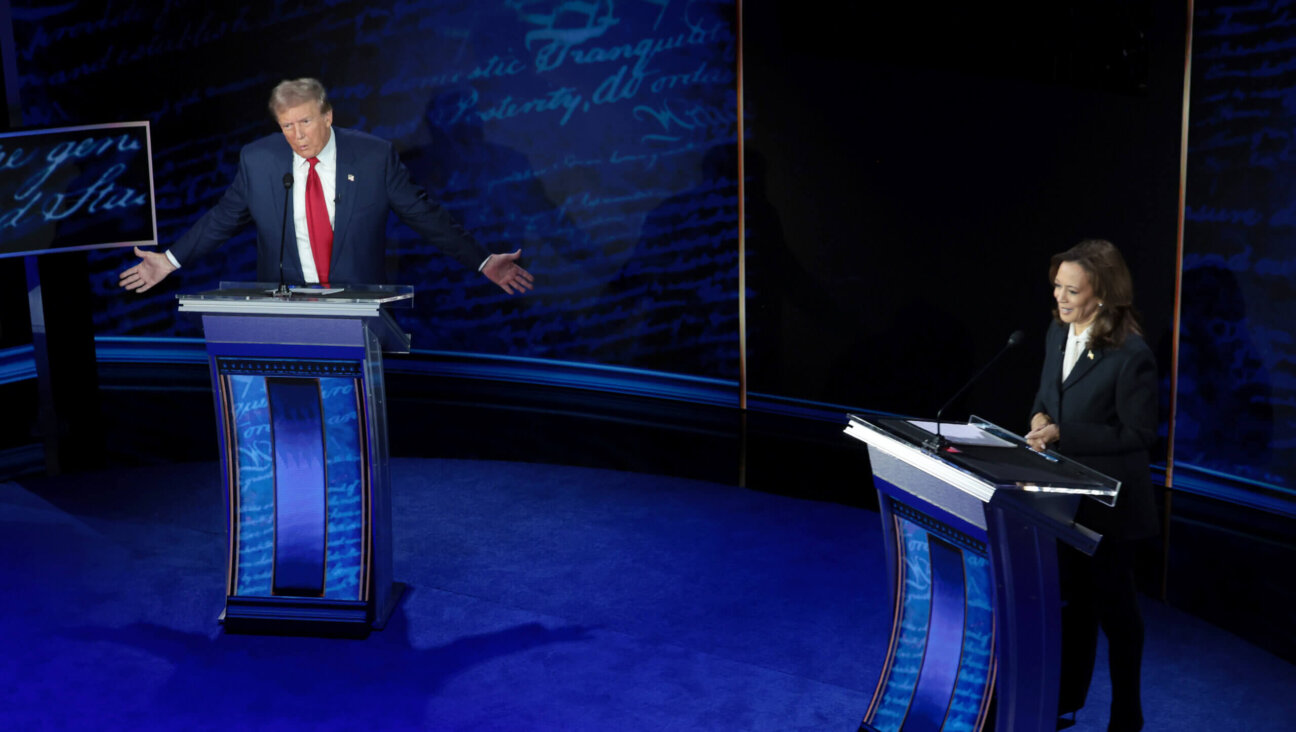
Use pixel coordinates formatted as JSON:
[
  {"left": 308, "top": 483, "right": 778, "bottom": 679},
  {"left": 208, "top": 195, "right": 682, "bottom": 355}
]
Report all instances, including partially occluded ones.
[{"left": 1024, "top": 239, "right": 1158, "bottom": 732}]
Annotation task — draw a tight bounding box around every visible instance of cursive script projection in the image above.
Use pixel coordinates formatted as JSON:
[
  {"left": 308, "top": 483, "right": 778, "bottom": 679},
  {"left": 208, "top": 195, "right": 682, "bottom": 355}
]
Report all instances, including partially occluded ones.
[
  {"left": 0, "top": 123, "right": 155, "bottom": 258},
  {"left": 1179, "top": 1, "right": 1292, "bottom": 488},
  {"left": 13, "top": 1, "right": 741, "bottom": 380}
]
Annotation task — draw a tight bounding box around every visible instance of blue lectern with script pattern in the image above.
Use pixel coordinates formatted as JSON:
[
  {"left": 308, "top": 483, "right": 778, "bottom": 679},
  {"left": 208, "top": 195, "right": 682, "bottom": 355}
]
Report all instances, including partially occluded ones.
[
  {"left": 845, "top": 415, "right": 1118, "bottom": 732},
  {"left": 179, "top": 283, "right": 414, "bottom": 636}
]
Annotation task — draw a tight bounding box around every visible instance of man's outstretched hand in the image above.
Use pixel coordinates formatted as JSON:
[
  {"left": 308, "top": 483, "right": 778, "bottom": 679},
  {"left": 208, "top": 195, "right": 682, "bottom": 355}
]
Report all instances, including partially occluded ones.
[
  {"left": 482, "top": 249, "right": 535, "bottom": 295},
  {"left": 119, "top": 247, "right": 176, "bottom": 293}
]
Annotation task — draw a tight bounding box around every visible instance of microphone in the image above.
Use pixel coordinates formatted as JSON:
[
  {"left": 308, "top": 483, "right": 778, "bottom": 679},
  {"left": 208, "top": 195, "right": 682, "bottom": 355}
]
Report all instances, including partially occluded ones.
[
  {"left": 272, "top": 172, "right": 294, "bottom": 298},
  {"left": 924, "top": 329, "right": 1026, "bottom": 452}
]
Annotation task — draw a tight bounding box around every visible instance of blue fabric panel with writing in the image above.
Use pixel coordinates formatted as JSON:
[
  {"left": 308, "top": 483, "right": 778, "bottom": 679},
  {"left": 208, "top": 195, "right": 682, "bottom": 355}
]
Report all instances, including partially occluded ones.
[
  {"left": 320, "top": 376, "right": 365, "bottom": 600},
  {"left": 946, "top": 550, "right": 994, "bottom": 729},
  {"left": 228, "top": 374, "right": 275, "bottom": 597},
  {"left": 1176, "top": 2, "right": 1294, "bottom": 502},
  {"left": 864, "top": 515, "right": 993, "bottom": 732},
  {"left": 869, "top": 518, "right": 930, "bottom": 731}
]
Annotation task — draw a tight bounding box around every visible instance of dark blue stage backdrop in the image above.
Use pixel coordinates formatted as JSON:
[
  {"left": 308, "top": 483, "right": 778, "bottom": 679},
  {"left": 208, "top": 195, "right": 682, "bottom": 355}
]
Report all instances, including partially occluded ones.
[
  {"left": 10, "top": 1, "right": 741, "bottom": 380},
  {"left": 1181, "top": 1, "right": 1296, "bottom": 501}
]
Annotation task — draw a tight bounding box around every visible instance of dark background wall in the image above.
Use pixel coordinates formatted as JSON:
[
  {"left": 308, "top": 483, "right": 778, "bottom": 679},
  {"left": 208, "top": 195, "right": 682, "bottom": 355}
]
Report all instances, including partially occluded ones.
[
  {"left": 1177, "top": 2, "right": 1294, "bottom": 490},
  {"left": 745, "top": 1, "right": 1184, "bottom": 439}
]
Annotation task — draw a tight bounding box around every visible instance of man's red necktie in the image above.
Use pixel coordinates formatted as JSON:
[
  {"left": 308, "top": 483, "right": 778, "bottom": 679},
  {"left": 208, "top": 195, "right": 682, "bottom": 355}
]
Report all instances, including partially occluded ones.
[{"left": 304, "top": 157, "right": 333, "bottom": 286}]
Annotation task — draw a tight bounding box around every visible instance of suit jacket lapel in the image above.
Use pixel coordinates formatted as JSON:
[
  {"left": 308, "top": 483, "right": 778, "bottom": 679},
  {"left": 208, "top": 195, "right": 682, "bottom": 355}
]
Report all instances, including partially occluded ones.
[
  {"left": 331, "top": 130, "right": 358, "bottom": 274},
  {"left": 1062, "top": 343, "right": 1101, "bottom": 390},
  {"left": 278, "top": 146, "right": 305, "bottom": 283},
  {"left": 1044, "top": 323, "right": 1065, "bottom": 384}
]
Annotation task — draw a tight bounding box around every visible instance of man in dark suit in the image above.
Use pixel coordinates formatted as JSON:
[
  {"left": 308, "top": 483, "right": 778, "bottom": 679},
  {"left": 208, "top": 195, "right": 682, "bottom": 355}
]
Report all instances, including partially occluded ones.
[{"left": 119, "top": 77, "right": 533, "bottom": 294}]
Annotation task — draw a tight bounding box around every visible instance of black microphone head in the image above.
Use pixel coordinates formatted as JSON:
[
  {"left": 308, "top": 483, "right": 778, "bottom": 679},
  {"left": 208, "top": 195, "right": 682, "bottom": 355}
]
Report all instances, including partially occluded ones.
[
  {"left": 283, "top": 173, "right": 294, "bottom": 189},
  {"left": 1007, "top": 330, "right": 1025, "bottom": 347}
]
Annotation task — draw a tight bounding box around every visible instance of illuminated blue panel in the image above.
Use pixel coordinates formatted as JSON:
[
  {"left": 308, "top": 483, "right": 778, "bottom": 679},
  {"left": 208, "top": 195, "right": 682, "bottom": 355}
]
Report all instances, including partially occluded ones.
[
  {"left": 225, "top": 362, "right": 367, "bottom": 601},
  {"left": 228, "top": 374, "right": 274, "bottom": 597},
  {"left": 947, "top": 551, "right": 994, "bottom": 730},
  {"left": 320, "top": 377, "right": 365, "bottom": 600},
  {"left": 870, "top": 518, "right": 930, "bottom": 732},
  {"left": 0, "top": 344, "right": 36, "bottom": 384},
  {"left": 906, "top": 537, "right": 966, "bottom": 732},
  {"left": 267, "top": 378, "right": 328, "bottom": 597},
  {"left": 865, "top": 511, "right": 994, "bottom": 732}
]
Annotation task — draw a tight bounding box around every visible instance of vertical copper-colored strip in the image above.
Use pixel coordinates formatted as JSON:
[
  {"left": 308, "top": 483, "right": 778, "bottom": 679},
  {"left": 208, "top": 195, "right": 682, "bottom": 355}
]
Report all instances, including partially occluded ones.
[
  {"left": 734, "top": 0, "right": 749, "bottom": 487},
  {"left": 862, "top": 513, "right": 909, "bottom": 724},
  {"left": 736, "top": 0, "right": 748, "bottom": 412},
  {"left": 1162, "top": 0, "right": 1194, "bottom": 601},
  {"left": 355, "top": 380, "right": 372, "bottom": 602},
  {"left": 219, "top": 373, "right": 240, "bottom": 596}
]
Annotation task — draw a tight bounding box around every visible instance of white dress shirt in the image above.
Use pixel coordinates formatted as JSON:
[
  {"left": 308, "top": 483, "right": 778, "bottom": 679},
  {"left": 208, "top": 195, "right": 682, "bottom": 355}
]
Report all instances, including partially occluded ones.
[
  {"left": 292, "top": 131, "right": 337, "bottom": 284},
  {"left": 1062, "top": 324, "right": 1092, "bottom": 381}
]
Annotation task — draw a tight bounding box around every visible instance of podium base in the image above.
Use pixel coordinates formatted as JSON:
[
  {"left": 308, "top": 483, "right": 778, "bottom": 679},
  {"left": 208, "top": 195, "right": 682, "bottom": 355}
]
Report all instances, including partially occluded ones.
[
  {"left": 372, "top": 581, "right": 406, "bottom": 631},
  {"left": 219, "top": 582, "right": 407, "bottom": 638}
]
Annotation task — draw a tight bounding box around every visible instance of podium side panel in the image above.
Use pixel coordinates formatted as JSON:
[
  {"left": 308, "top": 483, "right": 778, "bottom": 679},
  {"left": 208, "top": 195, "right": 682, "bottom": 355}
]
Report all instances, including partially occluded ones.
[
  {"left": 225, "top": 373, "right": 275, "bottom": 597},
  {"left": 362, "top": 325, "right": 399, "bottom": 627},
  {"left": 985, "top": 504, "right": 1063, "bottom": 732},
  {"left": 320, "top": 376, "right": 366, "bottom": 600},
  {"left": 861, "top": 449, "right": 996, "bottom": 732},
  {"left": 209, "top": 353, "right": 237, "bottom": 597}
]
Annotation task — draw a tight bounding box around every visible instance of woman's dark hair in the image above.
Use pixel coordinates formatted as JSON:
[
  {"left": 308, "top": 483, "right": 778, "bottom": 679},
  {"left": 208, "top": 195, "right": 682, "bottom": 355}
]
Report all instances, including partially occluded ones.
[{"left": 1049, "top": 239, "right": 1142, "bottom": 350}]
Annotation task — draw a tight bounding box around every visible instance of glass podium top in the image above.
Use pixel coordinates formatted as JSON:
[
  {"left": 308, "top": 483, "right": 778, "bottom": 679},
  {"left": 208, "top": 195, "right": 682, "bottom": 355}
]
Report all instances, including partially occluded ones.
[
  {"left": 176, "top": 282, "right": 413, "bottom": 351},
  {"left": 180, "top": 282, "right": 414, "bottom": 305},
  {"left": 177, "top": 282, "right": 414, "bottom": 317},
  {"left": 846, "top": 414, "right": 1120, "bottom": 505}
]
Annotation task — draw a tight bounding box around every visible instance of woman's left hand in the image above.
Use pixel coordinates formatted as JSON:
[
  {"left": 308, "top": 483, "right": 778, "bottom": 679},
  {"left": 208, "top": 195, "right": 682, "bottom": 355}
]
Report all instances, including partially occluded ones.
[{"left": 1025, "top": 423, "right": 1060, "bottom": 452}]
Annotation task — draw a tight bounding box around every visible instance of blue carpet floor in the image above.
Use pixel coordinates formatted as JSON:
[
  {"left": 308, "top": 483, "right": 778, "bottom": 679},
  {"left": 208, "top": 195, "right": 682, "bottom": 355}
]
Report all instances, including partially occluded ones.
[{"left": 1, "top": 459, "right": 1293, "bottom": 730}]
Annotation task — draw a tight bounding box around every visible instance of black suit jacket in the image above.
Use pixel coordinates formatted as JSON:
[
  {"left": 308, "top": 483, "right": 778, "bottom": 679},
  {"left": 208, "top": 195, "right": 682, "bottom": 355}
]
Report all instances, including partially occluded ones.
[
  {"left": 169, "top": 127, "right": 489, "bottom": 285},
  {"left": 1031, "top": 320, "right": 1159, "bottom": 542}
]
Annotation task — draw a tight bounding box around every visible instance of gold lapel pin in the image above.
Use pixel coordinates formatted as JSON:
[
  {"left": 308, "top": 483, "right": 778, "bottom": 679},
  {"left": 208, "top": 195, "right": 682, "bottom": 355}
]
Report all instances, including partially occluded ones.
[
  {"left": 347, "top": 174, "right": 355, "bottom": 182},
  {"left": 1087, "top": 351, "right": 1094, "bottom": 360}
]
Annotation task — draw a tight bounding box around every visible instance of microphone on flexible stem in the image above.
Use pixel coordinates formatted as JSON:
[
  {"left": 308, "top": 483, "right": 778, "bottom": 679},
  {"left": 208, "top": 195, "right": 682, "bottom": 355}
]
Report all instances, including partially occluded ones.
[
  {"left": 924, "top": 329, "right": 1026, "bottom": 453},
  {"left": 272, "top": 172, "right": 294, "bottom": 298}
]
